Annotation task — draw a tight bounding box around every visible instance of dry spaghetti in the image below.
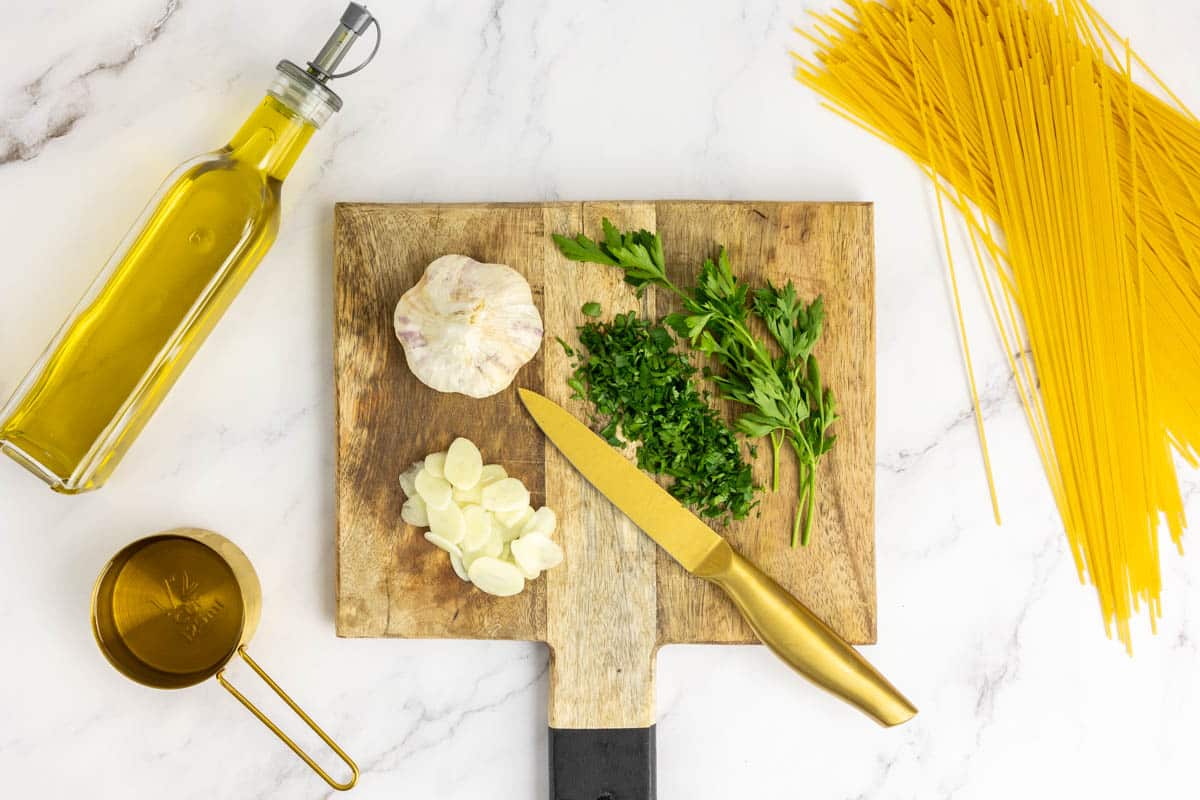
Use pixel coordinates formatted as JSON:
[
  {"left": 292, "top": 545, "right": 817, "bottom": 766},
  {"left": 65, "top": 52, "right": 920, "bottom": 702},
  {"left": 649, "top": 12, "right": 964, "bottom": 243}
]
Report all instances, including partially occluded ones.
[{"left": 794, "top": 0, "right": 1199, "bottom": 649}]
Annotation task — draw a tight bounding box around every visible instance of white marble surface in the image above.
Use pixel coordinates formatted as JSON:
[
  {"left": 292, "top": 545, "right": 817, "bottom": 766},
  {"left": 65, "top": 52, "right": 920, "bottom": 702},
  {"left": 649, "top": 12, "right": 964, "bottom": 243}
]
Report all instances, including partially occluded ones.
[{"left": 1, "top": 0, "right": 1197, "bottom": 797}]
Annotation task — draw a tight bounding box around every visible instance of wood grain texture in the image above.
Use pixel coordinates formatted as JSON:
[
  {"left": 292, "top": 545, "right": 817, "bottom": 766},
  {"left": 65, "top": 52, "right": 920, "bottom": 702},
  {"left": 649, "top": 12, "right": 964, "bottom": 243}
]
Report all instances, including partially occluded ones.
[
  {"left": 335, "top": 203, "right": 551, "bottom": 641},
  {"left": 652, "top": 202, "right": 877, "bottom": 645},
  {"left": 544, "top": 203, "right": 660, "bottom": 728},
  {"left": 335, "top": 202, "right": 876, "bottom": 724}
]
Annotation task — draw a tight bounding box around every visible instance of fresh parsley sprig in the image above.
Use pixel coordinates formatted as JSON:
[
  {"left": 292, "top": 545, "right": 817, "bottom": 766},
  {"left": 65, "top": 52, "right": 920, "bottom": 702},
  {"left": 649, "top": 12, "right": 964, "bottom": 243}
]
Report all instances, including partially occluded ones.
[{"left": 553, "top": 220, "right": 837, "bottom": 546}]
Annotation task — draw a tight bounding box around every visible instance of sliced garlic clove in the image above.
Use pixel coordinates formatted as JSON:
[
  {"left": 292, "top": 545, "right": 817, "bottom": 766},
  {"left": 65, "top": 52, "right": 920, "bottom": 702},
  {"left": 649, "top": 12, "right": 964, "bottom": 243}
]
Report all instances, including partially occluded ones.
[
  {"left": 444, "top": 437, "right": 483, "bottom": 489},
  {"left": 523, "top": 506, "right": 557, "bottom": 538},
  {"left": 393, "top": 255, "right": 545, "bottom": 399},
  {"left": 461, "top": 548, "right": 482, "bottom": 572},
  {"left": 405, "top": 444, "right": 560, "bottom": 593},
  {"left": 495, "top": 505, "right": 534, "bottom": 529},
  {"left": 453, "top": 484, "right": 483, "bottom": 505},
  {"left": 483, "top": 478, "right": 531, "bottom": 512},
  {"left": 401, "top": 495, "right": 429, "bottom": 527},
  {"left": 399, "top": 461, "right": 423, "bottom": 498},
  {"left": 478, "top": 526, "right": 504, "bottom": 558},
  {"left": 424, "top": 451, "right": 447, "bottom": 479},
  {"left": 461, "top": 505, "right": 493, "bottom": 552},
  {"left": 427, "top": 502, "right": 466, "bottom": 544},
  {"left": 424, "top": 531, "right": 463, "bottom": 559},
  {"left": 415, "top": 469, "right": 453, "bottom": 510},
  {"left": 506, "top": 541, "right": 540, "bottom": 579},
  {"left": 463, "top": 529, "right": 503, "bottom": 566},
  {"left": 467, "top": 556, "right": 526, "bottom": 597},
  {"left": 478, "top": 464, "right": 508, "bottom": 486},
  {"left": 511, "top": 534, "right": 564, "bottom": 573},
  {"left": 496, "top": 506, "right": 534, "bottom": 541},
  {"left": 449, "top": 552, "right": 470, "bottom": 582}
]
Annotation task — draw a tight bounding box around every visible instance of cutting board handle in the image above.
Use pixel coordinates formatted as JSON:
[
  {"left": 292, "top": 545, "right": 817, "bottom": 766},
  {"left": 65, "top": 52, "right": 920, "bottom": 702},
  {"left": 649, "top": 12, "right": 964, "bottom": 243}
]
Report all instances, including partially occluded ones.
[{"left": 549, "top": 726, "right": 656, "bottom": 800}]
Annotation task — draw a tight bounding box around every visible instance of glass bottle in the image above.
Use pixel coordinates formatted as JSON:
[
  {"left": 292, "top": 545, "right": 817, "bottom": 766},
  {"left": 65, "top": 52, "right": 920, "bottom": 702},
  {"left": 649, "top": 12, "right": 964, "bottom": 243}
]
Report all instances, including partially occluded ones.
[{"left": 0, "top": 4, "right": 379, "bottom": 493}]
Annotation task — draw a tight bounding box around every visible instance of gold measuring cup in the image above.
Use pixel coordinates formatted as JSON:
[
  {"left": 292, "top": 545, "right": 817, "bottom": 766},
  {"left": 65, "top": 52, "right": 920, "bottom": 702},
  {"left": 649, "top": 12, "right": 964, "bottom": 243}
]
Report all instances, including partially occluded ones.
[{"left": 91, "top": 528, "right": 359, "bottom": 791}]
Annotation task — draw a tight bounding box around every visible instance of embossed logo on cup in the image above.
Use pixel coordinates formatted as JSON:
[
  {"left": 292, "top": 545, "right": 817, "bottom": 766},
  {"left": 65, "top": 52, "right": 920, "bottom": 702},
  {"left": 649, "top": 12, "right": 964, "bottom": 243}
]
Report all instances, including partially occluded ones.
[{"left": 151, "top": 572, "right": 225, "bottom": 643}]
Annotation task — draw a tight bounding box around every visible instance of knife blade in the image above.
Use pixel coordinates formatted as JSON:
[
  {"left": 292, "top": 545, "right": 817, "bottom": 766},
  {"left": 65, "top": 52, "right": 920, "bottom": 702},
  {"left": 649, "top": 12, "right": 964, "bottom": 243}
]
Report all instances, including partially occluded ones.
[{"left": 518, "top": 387, "right": 917, "bottom": 727}]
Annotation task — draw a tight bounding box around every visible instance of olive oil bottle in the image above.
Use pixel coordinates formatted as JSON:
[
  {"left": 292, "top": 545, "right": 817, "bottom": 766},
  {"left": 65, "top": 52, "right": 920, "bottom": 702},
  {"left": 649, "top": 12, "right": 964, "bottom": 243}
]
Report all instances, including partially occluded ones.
[{"left": 0, "top": 4, "right": 380, "bottom": 493}]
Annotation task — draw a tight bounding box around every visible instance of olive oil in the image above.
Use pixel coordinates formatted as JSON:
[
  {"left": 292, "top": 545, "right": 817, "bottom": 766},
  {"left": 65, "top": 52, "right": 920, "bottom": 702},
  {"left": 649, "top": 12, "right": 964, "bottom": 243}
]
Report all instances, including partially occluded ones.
[
  {"left": 1, "top": 100, "right": 308, "bottom": 491},
  {"left": 0, "top": 4, "right": 380, "bottom": 492}
]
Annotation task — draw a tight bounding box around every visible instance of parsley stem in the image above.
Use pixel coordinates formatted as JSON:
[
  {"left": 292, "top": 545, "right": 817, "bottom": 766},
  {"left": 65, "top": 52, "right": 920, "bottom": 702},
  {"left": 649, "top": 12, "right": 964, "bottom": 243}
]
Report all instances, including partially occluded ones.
[
  {"left": 802, "top": 469, "right": 817, "bottom": 547},
  {"left": 770, "top": 431, "right": 783, "bottom": 492},
  {"left": 724, "top": 312, "right": 777, "bottom": 373},
  {"left": 788, "top": 438, "right": 803, "bottom": 546},
  {"left": 791, "top": 490, "right": 803, "bottom": 547},
  {"left": 788, "top": 436, "right": 819, "bottom": 547}
]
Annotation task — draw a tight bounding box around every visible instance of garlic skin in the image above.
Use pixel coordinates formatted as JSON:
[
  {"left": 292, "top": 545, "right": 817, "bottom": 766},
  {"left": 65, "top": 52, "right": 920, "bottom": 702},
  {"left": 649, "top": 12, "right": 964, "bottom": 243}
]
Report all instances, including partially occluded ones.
[{"left": 394, "top": 254, "right": 543, "bottom": 398}]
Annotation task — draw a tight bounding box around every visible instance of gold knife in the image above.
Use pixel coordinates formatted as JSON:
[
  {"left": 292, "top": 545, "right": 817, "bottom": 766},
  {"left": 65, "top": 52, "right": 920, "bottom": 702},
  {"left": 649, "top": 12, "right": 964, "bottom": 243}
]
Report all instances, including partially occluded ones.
[{"left": 519, "top": 388, "right": 917, "bottom": 727}]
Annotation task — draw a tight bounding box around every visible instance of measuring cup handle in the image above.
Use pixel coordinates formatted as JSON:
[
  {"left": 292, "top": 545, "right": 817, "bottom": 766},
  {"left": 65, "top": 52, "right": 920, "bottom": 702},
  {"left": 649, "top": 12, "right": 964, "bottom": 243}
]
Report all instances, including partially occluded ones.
[{"left": 216, "top": 646, "right": 360, "bottom": 791}]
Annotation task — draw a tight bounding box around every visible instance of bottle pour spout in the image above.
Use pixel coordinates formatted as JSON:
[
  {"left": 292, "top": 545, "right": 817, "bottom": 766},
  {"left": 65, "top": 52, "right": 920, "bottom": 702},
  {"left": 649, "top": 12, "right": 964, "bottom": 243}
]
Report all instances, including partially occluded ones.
[
  {"left": 270, "top": 3, "right": 381, "bottom": 127},
  {"left": 306, "top": 3, "right": 382, "bottom": 83}
]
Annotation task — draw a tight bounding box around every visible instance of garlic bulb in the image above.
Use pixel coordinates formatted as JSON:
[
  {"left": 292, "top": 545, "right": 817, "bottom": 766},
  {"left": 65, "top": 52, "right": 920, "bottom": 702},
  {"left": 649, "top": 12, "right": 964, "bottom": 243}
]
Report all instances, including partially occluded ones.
[{"left": 394, "top": 254, "right": 543, "bottom": 398}]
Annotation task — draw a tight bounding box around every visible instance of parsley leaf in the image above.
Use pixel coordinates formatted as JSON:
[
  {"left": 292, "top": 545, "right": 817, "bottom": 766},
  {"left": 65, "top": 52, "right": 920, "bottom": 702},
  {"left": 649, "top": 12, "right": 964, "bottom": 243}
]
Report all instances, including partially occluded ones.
[
  {"left": 554, "top": 220, "right": 838, "bottom": 546},
  {"left": 567, "top": 312, "right": 758, "bottom": 523}
]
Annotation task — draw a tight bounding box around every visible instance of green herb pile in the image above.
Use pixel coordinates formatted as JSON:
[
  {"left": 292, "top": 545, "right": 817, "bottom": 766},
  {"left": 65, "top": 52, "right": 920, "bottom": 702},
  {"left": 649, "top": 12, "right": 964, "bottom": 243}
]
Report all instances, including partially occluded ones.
[
  {"left": 554, "top": 220, "right": 837, "bottom": 546},
  {"left": 561, "top": 310, "right": 757, "bottom": 522}
]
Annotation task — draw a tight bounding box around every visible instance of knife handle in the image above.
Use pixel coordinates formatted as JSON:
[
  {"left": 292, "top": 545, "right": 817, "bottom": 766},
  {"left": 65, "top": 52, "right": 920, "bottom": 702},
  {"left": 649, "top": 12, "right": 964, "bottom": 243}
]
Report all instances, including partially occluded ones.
[{"left": 696, "top": 544, "right": 917, "bottom": 726}]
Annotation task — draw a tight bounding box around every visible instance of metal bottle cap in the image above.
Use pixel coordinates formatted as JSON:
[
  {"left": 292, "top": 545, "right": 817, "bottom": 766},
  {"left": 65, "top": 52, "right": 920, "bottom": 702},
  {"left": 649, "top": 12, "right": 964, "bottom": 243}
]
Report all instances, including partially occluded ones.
[
  {"left": 306, "top": 2, "right": 381, "bottom": 83},
  {"left": 270, "top": 3, "right": 381, "bottom": 126}
]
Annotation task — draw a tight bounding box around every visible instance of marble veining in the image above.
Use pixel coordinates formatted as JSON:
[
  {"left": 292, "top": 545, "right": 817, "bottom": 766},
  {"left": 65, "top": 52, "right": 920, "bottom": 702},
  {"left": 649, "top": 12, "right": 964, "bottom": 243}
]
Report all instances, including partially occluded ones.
[
  {"left": 0, "top": 0, "right": 181, "bottom": 166},
  {"left": 0, "top": 0, "right": 1197, "bottom": 798}
]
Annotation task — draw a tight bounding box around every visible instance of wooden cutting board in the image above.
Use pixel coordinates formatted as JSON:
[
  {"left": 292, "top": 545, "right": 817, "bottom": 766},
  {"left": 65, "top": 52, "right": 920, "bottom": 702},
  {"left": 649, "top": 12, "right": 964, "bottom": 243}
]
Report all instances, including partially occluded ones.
[{"left": 334, "top": 201, "right": 875, "bottom": 786}]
